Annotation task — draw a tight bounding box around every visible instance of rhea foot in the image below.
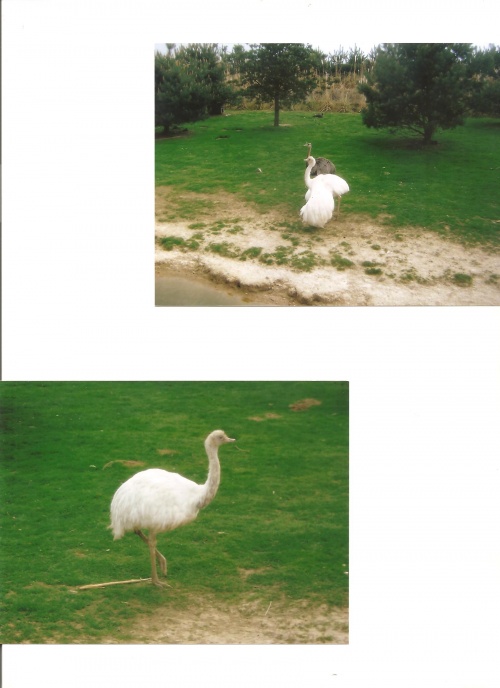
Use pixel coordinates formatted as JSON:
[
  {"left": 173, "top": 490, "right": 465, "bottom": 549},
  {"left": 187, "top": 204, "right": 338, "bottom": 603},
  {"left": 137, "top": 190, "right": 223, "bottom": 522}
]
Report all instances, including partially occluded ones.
[
  {"left": 152, "top": 578, "right": 168, "bottom": 588},
  {"left": 152, "top": 577, "right": 172, "bottom": 588}
]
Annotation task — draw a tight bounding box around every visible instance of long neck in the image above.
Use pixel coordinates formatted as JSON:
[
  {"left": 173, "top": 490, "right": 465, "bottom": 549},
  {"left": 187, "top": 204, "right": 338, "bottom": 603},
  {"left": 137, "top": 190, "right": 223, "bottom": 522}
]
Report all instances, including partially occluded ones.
[
  {"left": 305, "top": 160, "right": 314, "bottom": 189},
  {"left": 197, "top": 441, "right": 221, "bottom": 509}
]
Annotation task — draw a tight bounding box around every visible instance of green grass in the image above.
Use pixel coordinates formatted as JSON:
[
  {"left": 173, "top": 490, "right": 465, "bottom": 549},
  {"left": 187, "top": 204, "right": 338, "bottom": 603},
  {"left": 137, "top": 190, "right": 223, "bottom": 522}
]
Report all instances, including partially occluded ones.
[
  {"left": 206, "top": 241, "right": 239, "bottom": 257},
  {"left": 158, "top": 235, "right": 201, "bottom": 251},
  {"left": 156, "top": 111, "right": 500, "bottom": 246},
  {"left": 452, "top": 272, "right": 473, "bottom": 286},
  {"left": 239, "top": 246, "right": 263, "bottom": 261},
  {"left": 331, "top": 253, "right": 355, "bottom": 270},
  {"left": 0, "top": 382, "right": 348, "bottom": 643}
]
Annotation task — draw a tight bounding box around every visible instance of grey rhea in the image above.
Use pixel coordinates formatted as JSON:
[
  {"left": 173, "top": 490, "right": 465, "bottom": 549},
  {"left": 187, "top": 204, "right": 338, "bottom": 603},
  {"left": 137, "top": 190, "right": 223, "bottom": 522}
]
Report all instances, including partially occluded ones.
[{"left": 304, "top": 142, "right": 336, "bottom": 176}]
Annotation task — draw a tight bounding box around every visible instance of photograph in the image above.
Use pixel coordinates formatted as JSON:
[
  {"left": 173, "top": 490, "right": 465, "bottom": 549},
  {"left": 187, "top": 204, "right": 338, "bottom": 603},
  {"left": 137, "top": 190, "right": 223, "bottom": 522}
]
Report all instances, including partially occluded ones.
[
  {"left": 155, "top": 42, "right": 500, "bottom": 307},
  {"left": 2, "top": 1, "right": 499, "bottom": 686},
  {"left": 0, "top": 381, "right": 349, "bottom": 644}
]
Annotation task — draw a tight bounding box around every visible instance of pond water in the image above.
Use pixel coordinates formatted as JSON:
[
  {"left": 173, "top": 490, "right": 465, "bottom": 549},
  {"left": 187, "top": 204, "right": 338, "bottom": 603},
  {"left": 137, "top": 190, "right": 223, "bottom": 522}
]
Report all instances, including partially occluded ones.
[{"left": 155, "top": 274, "right": 267, "bottom": 307}]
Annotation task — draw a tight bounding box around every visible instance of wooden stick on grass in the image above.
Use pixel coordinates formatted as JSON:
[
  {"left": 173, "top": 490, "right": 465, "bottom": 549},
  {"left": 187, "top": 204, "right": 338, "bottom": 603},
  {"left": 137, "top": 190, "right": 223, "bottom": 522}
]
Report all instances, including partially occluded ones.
[{"left": 78, "top": 578, "right": 152, "bottom": 590}]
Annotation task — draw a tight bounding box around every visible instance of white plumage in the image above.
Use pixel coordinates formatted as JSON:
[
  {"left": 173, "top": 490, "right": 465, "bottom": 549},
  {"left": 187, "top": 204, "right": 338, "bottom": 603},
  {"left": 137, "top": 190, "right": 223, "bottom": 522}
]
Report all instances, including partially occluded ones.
[
  {"left": 306, "top": 173, "right": 350, "bottom": 215},
  {"left": 300, "top": 156, "right": 335, "bottom": 228},
  {"left": 110, "top": 469, "right": 202, "bottom": 538},
  {"left": 110, "top": 429, "right": 235, "bottom": 587}
]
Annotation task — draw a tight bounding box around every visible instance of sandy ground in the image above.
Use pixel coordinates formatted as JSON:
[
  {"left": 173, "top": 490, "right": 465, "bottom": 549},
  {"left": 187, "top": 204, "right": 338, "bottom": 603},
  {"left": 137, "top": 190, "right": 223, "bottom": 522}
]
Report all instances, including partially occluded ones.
[
  {"left": 105, "top": 594, "right": 348, "bottom": 644},
  {"left": 155, "top": 188, "right": 500, "bottom": 306}
]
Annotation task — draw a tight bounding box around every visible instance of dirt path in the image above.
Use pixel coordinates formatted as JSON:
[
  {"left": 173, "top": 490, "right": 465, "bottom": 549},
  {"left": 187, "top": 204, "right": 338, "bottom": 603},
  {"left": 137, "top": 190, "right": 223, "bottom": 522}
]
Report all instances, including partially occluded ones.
[
  {"left": 155, "top": 189, "right": 500, "bottom": 306},
  {"left": 106, "top": 595, "right": 348, "bottom": 644}
]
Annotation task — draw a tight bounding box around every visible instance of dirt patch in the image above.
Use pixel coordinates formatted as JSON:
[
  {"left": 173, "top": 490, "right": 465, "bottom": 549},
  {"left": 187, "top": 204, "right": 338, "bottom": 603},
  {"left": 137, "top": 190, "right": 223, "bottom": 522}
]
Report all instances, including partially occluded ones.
[
  {"left": 155, "top": 188, "right": 500, "bottom": 306},
  {"left": 289, "top": 398, "right": 322, "bottom": 411},
  {"left": 102, "top": 460, "right": 146, "bottom": 469},
  {"left": 106, "top": 595, "right": 348, "bottom": 644},
  {"left": 156, "top": 448, "right": 178, "bottom": 456},
  {"left": 238, "top": 567, "right": 272, "bottom": 580},
  {"left": 248, "top": 413, "right": 283, "bottom": 421}
]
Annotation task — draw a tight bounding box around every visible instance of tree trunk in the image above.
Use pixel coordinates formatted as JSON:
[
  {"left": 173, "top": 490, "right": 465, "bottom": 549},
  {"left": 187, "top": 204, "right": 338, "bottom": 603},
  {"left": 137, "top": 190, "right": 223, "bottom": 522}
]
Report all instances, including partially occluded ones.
[
  {"left": 274, "top": 95, "right": 280, "bottom": 127},
  {"left": 423, "top": 123, "right": 435, "bottom": 145}
]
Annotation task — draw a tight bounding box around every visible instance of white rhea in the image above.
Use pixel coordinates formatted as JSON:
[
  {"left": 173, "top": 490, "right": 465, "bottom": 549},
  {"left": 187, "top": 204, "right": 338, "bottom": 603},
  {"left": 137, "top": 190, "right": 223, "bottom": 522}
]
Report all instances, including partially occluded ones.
[
  {"left": 307, "top": 172, "right": 350, "bottom": 216},
  {"left": 110, "top": 429, "right": 235, "bottom": 587},
  {"left": 300, "top": 155, "right": 335, "bottom": 228}
]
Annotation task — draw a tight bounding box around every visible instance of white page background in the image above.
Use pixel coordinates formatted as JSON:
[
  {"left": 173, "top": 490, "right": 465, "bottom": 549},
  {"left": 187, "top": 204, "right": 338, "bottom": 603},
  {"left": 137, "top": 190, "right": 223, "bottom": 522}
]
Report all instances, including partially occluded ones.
[{"left": 2, "top": 2, "right": 500, "bottom": 687}]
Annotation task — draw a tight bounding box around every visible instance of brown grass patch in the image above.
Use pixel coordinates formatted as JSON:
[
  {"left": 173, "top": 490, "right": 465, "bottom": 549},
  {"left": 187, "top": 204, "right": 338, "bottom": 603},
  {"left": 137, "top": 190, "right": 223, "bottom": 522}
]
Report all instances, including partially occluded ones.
[
  {"left": 237, "top": 567, "right": 273, "bottom": 580},
  {"left": 102, "top": 460, "right": 146, "bottom": 469},
  {"left": 248, "top": 413, "right": 282, "bottom": 422},
  {"left": 289, "top": 398, "right": 322, "bottom": 411}
]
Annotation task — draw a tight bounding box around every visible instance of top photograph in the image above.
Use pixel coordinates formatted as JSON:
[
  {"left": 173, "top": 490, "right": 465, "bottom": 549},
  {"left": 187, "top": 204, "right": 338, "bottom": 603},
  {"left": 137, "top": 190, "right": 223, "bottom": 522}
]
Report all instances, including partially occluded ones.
[{"left": 154, "top": 43, "right": 500, "bottom": 307}]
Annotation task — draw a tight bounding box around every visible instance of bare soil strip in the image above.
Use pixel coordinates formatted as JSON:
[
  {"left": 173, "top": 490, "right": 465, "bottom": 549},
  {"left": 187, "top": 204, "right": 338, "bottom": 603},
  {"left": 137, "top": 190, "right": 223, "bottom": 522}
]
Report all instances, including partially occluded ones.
[
  {"left": 155, "top": 189, "right": 500, "bottom": 306},
  {"left": 105, "top": 596, "right": 349, "bottom": 644}
]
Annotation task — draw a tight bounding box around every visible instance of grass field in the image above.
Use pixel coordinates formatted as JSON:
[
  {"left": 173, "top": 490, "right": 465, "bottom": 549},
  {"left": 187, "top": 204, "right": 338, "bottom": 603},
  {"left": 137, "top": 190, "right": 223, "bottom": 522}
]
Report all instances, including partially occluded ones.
[
  {"left": 0, "top": 382, "right": 348, "bottom": 643},
  {"left": 156, "top": 111, "right": 500, "bottom": 246}
]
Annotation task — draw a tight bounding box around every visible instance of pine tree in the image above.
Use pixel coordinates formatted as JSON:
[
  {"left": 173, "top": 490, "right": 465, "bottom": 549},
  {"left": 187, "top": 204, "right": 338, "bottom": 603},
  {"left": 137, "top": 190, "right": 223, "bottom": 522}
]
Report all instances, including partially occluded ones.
[
  {"left": 155, "top": 44, "right": 235, "bottom": 133},
  {"left": 240, "top": 44, "right": 319, "bottom": 126},
  {"left": 359, "top": 43, "right": 474, "bottom": 144}
]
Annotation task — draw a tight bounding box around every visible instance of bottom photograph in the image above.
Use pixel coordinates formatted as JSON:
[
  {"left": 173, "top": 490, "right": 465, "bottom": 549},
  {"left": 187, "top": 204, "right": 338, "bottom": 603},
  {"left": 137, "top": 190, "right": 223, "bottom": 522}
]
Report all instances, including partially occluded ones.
[{"left": 0, "top": 381, "right": 349, "bottom": 644}]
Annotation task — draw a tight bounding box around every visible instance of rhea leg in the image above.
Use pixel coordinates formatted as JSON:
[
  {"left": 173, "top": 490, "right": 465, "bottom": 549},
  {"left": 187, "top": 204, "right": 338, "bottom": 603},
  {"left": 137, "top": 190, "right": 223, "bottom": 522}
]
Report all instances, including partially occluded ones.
[
  {"left": 147, "top": 532, "right": 168, "bottom": 587},
  {"left": 135, "top": 529, "right": 167, "bottom": 578},
  {"left": 148, "top": 533, "right": 160, "bottom": 586},
  {"left": 157, "top": 550, "right": 167, "bottom": 576}
]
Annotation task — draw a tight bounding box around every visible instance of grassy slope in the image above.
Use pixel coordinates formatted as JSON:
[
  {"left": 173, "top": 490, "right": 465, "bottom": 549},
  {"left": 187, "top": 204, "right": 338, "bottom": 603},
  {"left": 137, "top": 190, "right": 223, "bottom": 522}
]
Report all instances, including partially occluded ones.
[
  {"left": 156, "top": 112, "right": 500, "bottom": 246},
  {"left": 0, "top": 382, "right": 348, "bottom": 642}
]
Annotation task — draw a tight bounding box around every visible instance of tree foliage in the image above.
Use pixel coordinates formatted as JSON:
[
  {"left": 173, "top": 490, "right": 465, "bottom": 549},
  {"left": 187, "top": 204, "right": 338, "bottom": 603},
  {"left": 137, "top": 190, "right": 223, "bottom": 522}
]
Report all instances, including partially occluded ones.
[
  {"left": 359, "top": 43, "right": 474, "bottom": 143},
  {"left": 154, "top": 43, "right": 500, "bottom": 134},
  {"left": 155, "top": 44, "right": 235, "bottom": 133},
  {"left": 467, "top": 44, "right": 500, "bottom": 116},
  {"left": 239, "top": 44, "right": 319, "bottom": 126}
]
